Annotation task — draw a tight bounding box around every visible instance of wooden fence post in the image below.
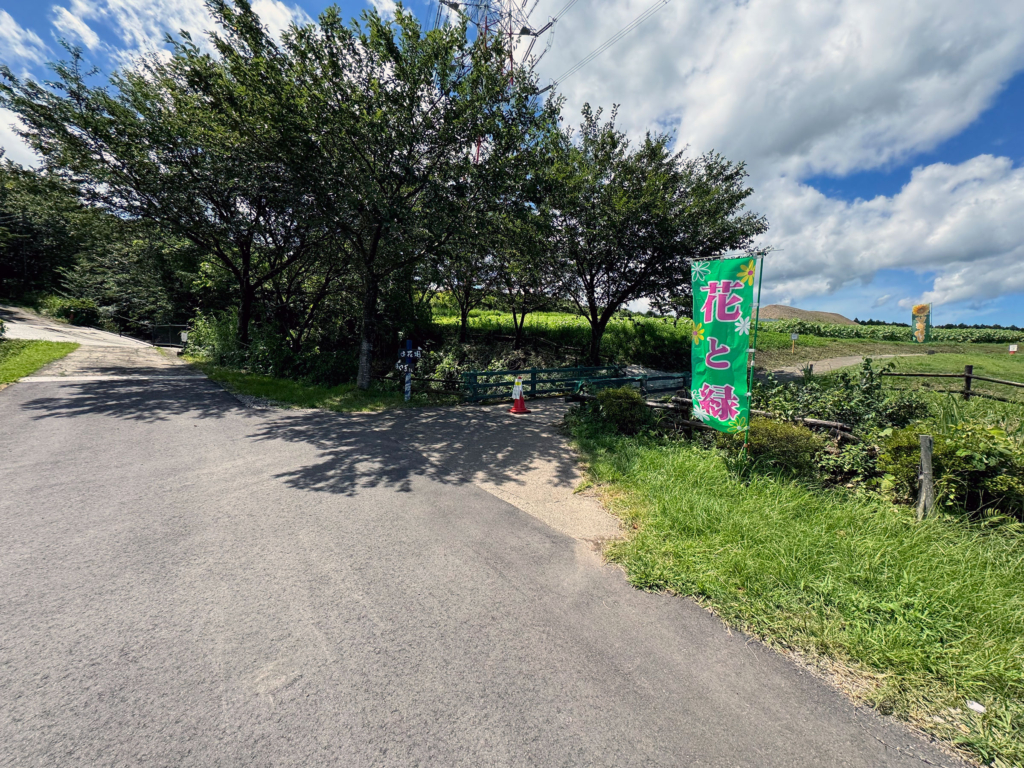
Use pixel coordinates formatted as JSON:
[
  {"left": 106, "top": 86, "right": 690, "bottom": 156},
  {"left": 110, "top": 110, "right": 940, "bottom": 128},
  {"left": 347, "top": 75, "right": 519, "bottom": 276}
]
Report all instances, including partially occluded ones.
[
  {"left": 530, "top": 367, "right": 537, "bottom": 398},
  {"left": 916, "top": 434, "right": 935, "bottom": 521},
  {"left": 963, "top": 365, "right": 973, "bottom": 401}
]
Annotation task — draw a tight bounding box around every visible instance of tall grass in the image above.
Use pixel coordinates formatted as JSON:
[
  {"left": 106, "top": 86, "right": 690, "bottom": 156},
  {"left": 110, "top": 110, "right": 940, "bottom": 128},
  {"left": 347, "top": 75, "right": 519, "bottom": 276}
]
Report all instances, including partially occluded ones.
[{"left": 570, "top": 419, "right": 1024, "bottom": 766}]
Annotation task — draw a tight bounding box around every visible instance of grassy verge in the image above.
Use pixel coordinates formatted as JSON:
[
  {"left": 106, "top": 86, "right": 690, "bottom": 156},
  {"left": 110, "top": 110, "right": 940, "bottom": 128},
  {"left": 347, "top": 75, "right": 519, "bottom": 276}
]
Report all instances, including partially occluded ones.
[
  {"left": 191, "top": 361, "right": 459, "bottom": 412},
  {"left": 0, "top": 339, "right": 79, "bottom": 383},
  {"left": 569, "top": 417, "right": 1024, "bottom": 766},
  {"left": 859, "top": 353, "right": 1024, "bottom": 403}
]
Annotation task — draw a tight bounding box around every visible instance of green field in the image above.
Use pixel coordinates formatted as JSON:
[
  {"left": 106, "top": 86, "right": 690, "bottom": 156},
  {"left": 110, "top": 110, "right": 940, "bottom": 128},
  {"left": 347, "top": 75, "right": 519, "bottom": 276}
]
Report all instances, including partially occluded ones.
[
  {"left": 569, "top": 416, "right": 1024, "bottom": 766},
  {"left": 0, "top": 339, "right": 79, "bottom": 383}
]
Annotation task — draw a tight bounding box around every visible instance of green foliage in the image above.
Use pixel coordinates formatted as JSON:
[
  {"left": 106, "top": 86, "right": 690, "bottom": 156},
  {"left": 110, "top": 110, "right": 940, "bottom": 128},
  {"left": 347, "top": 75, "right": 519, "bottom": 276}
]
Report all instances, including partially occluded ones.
[
  {"left": 718, "top": 417, "right": 823, "bottom": 477},
  {"left": 597, "top": 386, "right": 652, "bottom": 435},
  {"left": 754, "top": 359, "right": 929, "bottom": 431},
  {"left": 38, "top": 295, "right": 100, "bottom": 326},
  {"left": 566, "top": 421, "right": 1024, "bottom": 767},
  {"left": 762, "top": 319, "right": 1024, "bottom": 344},
  {"left": 543, "top": 104, "right": 767, "bottom": 364},
  {"left": 0, "top": 339, "right": 78, "bottom": 382},
  {"left": 879, "top": 423, "right": 1024, "bottom": 519},
  {"left": 434, "top": 310, "right": 693, "bottom": 370}
]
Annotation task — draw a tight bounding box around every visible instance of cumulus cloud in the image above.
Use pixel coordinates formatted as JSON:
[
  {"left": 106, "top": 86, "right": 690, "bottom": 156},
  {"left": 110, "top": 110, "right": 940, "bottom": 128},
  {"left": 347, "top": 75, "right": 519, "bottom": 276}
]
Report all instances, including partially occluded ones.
[
  {"left": 534, "top": 0, "right": 1024, "bottom": 180},
  {"left": 0, "top": 10, "right": 50, "bottom": 65},
  {"left": 0, "top": 108, "right": 38, "bottom": 167},
  {"left": 753, "top": 155, "right": 1024, "bottom": 307},
  {"left": 526, "top": 0, "right": 1024, "bottom": 311}
]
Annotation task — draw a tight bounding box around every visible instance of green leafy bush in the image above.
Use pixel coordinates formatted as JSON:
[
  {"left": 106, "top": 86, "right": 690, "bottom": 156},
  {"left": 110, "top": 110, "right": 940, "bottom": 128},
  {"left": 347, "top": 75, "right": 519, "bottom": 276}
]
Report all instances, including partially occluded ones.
[
  {"left": 718, "top": 417, "right": 823, "bottom": 477},
  {"left": 878, "top": 425, "right": 1024, "bottom": 518},
  {"left": 0, "top": 318, "right": 5, "bottom": 339},
  {"left": 754, "top": 360, "right": 929, "bottom": 431},
  {"left": 597, "top": 386, "right": 652, "bottom": 435},
  {"left": 39, "top": 295, "right": 100, "bottom": 326}
]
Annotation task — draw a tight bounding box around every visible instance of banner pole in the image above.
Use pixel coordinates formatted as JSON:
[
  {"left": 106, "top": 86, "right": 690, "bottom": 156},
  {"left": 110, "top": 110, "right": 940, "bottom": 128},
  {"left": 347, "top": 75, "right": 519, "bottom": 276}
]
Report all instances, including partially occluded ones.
[{"left": 744, "top": 254, "right": 765, "bottom": 452}]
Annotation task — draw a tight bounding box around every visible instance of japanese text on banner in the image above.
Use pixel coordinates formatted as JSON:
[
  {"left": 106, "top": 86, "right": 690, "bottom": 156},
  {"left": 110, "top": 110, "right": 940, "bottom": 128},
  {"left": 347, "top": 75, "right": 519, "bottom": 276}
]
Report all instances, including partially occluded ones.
[{"left": 690, "top": 257, "right": 756, "bottom": 433}]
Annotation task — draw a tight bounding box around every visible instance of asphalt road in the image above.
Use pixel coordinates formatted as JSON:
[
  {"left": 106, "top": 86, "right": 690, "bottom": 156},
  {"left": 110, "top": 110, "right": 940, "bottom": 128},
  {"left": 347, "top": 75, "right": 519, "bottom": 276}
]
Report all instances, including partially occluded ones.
[{"left": 0, "top": 359, "right": 966, "bottom": 766}]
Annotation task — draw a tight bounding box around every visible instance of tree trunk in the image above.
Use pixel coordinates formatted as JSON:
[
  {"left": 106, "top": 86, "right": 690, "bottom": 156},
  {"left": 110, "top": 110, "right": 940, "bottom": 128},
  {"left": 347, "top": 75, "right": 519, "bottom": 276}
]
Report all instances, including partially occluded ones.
[
  {"left": 588, "top": 317, "right": 609, "bottom": 365},
  {"left": 237, "top": 284, "right": 253, "bottom": 348},
  {"left": 512, "top": 309, "right": 526, "bottom": 350},
  {"left": 459, "top": 304, "right": 470, "bottom": 343},
  {"left": 356, "top": 277, "right": 379, "bottom": 390}
]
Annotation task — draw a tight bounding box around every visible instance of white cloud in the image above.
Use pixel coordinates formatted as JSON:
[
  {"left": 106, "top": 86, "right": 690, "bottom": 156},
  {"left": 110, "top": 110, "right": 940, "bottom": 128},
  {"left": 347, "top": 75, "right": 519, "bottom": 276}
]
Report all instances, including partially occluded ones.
[
  {"left": 0, "top": 108, "right": 39, "bottom": 167},
  {"left": 368, "top": 0, "right": 397, "bottom": 18},
  {"left": 47, "top": 0, "right": 312, "bottom": 62},
  {"left": 753, "top": 155, "right": 1024, "bottom": 309},
  {"left": 51, "top": 6, "right": 102, "bottom": 50},
  {"left": 527, "top": 0, "right": 1024, "bottom": 311},
  {"left": 872, "top": 294, "right": 891, "bottom": 308},
  {"left": 535, "top": 0, "right": 1024, "bottom": 181},
  {"left": 0, "top": 10, "right": 50, "bottom": 64}
]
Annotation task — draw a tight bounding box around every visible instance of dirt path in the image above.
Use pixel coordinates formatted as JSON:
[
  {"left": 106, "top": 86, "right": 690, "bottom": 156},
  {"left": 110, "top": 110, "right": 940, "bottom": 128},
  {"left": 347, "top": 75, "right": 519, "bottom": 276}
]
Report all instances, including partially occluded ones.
[
  {"left": 0, "top": 304, "right": 153, "bottom": 348},
  {"left": 770, "top": 353, "right": 926, "bottom": 381}
]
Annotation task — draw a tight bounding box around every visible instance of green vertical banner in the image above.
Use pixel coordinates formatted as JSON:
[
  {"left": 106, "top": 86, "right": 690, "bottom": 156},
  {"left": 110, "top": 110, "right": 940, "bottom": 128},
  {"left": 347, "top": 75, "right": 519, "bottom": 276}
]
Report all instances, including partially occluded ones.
[{"left": 690, "top": 256, "right": 757, "bottom": 433}]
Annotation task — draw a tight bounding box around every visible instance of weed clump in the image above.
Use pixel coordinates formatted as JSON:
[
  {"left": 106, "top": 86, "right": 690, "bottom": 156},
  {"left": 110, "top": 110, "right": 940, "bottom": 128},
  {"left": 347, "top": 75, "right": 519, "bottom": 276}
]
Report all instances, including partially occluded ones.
[{"left": 597, "top": 386, "right": 652, "bottom": 435}]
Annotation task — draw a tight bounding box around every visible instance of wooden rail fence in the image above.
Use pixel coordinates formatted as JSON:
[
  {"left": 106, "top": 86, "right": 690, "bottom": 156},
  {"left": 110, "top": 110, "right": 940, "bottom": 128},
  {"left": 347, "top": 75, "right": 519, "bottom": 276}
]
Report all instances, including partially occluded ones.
[{"left": 881, "top": 364, "right": 1023, "bottom": 402}]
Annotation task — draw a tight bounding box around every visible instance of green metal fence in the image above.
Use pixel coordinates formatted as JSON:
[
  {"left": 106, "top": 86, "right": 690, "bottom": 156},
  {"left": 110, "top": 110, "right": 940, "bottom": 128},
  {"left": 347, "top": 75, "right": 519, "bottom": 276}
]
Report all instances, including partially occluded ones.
[
  {"left": 462, "top": 366, "right": 690, "bottom": 402},
  {"left": 462, "top": 365, "right": 622, "bottom": 402}
]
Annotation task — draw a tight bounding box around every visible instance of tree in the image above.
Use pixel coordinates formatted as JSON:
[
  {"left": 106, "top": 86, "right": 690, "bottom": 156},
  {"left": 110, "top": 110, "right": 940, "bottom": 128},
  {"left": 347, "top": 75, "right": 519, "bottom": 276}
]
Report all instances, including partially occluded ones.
[
  {"left": 491, "top": 212, "right": 557, "bottom": 349},
  {"left": 0, "top": 157, "right": 94, "bottom": 297},
  {"left": 289, "top": 7, "right": 558, "bottom": 388},
  {"left": 0, "top": 3, "right": 329, "bottom": 348},
  {"left": 543, "top": 105, "right": 768, "bottom": 364}
]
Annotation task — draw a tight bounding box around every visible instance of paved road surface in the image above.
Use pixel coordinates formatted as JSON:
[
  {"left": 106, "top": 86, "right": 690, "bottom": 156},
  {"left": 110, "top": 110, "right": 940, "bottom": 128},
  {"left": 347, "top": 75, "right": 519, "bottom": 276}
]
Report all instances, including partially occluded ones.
[{"left": 0, "top": 347, "right": 966, "bottom": 767}]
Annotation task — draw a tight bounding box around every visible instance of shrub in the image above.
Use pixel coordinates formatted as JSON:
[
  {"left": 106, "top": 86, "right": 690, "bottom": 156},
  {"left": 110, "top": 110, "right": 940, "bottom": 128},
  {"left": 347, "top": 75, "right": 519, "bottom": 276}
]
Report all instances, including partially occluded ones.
[
  {"left": 0, "top": 318, "right": 5, "bottom": 339},
  {"left": 878, "top": 425, "right": 1024, "bottom": 518},
  {"left": 39, "top": 295, "right": 100, "bottom": 326},
  {"left": 597, "top": 386, "right": 652, "bottom": 435},
  {"left": 718, "top": 417, "right": 823, "bottom": 477},
  {"left": 754, "top": 360, "right": 929, "bottom": 431}
]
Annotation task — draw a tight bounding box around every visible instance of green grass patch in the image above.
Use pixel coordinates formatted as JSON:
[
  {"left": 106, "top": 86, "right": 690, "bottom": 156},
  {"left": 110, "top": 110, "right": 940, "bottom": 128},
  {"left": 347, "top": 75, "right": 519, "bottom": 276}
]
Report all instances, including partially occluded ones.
[
  {"left": 569, "top": 418, "right": 1024, "bottom": 765},
  {"left": 192, "top": 361, "right": 459, "bottom": 412},
  {"left": 0, "top": 339, "right": 79, "bottom": 383},
  {"left": 754, "top": 337, "right": 1011, "bottom": 370}
]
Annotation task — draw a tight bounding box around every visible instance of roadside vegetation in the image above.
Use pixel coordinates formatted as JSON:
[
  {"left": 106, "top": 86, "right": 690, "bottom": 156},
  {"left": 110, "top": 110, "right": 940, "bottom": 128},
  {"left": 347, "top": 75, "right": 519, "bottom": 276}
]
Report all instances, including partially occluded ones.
[
  {"left": 0, "top": 337, "right": 78, "bottom": 383},
  {"left": 569, "top": 374, "right": 1024, "bottom": 766}
]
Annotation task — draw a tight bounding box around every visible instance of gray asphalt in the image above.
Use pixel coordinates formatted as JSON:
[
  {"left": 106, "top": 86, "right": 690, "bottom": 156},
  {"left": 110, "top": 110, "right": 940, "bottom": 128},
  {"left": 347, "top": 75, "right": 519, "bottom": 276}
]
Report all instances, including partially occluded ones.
[{"left": 0, "top": 372, "right": 966, "bottom": 766}]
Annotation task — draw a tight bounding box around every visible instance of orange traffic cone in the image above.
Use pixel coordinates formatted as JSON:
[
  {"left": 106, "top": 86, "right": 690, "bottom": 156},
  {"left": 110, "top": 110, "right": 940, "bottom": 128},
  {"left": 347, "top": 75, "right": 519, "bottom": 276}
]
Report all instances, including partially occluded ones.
[{"left": 509, "top": 375, "right": 531, "bottom": 414}]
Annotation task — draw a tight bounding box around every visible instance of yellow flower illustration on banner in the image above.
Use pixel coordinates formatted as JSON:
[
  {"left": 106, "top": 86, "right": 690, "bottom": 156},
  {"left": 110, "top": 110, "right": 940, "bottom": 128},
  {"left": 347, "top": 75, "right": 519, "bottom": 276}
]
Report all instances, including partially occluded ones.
[
  {"left": 736, "top": 259, "right": 757, "bottom": 286},
  {"left": 912, "top": 303, "right": 930, "bottom": 316},
  {"left": 692, "top": 322, "right": 705, "bottom": 344},
  {"left": 727, "top": 416, "right": 748, "bottom": 433}
]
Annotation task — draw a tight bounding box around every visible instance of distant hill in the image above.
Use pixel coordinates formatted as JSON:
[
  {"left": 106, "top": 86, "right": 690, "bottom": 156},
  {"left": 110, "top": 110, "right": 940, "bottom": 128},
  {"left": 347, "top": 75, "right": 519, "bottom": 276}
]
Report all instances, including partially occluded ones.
[{"left": 758, "top": 305, "right": 858, "bottom": 325}]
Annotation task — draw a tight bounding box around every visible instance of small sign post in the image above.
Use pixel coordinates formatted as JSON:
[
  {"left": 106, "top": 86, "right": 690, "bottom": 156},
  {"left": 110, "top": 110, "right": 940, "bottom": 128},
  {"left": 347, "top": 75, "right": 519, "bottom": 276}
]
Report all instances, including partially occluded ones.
[
  {"left": 1011, "top": 344, "right": 1018, "bottom": 355},
  {"left": 395, "top": 340, "right": 422, "bottom": 402},
  {"left": 790, "top": 333, "right": 799, "bottom": 353}
]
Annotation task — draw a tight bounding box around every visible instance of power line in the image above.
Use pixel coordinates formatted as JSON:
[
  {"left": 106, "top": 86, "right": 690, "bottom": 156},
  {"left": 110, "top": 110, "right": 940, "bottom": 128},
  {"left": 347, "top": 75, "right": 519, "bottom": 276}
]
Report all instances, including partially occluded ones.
[{"left": 542, "top": 0, "right": 672, "bottom": 91}]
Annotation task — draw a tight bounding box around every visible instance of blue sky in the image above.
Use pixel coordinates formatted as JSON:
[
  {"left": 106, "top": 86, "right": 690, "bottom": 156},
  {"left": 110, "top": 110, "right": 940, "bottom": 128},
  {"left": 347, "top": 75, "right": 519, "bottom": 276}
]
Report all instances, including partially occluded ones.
[{"left": 2, "top": 0, "right": 1023, "bottom": 326}]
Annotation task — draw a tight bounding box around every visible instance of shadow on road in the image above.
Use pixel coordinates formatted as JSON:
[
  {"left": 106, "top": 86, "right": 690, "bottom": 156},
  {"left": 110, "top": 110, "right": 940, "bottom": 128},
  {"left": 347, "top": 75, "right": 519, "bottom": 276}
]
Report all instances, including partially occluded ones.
[
  {"left": 19, "top": 379, "right": 246, "bottom": 423},
  {"left": 19, "top": 377, "right": 582, "bottom": 501},
  {"left": 247, "top": 403, "right": 580, "bottom": 497}
]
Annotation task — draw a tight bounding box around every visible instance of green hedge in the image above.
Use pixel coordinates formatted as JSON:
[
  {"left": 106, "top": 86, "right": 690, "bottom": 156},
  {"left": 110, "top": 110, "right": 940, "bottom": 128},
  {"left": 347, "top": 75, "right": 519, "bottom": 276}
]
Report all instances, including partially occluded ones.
[{"left": 759, "top": 319, "right": 1024, "bottom": 344}]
